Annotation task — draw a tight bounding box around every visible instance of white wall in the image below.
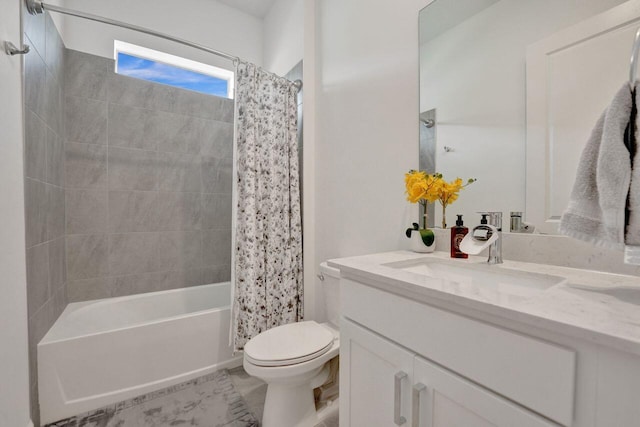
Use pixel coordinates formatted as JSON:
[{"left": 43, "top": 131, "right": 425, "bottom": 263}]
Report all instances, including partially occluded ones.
[
  {"left": 58, "top": 0, "right": 263, "bottom": 70},
  {"left": 313, "top": 0, "right": 432, "bottom": 317},
  {"left": 0, "top": 0, "right": 32, "bottom": 425},
  {"left": 263, "top": 0, "right": 304, "bottom": 75},
  {"left": 419, "top": 0, "right": 627, "bottom": 226}
]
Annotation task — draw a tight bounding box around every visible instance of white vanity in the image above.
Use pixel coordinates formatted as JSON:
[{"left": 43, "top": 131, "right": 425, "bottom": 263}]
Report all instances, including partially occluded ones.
[{"left": 329, "top": 251, "right": 640, "bottom": 427}]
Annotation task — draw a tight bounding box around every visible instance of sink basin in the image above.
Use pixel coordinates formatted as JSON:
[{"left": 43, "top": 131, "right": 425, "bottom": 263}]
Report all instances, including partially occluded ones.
[{"left": 384, "top": 258, "right": 566, "bottom": 302}]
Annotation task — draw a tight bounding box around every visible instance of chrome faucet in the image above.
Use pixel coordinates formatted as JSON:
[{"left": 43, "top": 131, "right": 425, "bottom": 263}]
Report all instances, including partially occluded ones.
[
  {"left": 486, "top": 212, "right": 503, "bottom": 264},
  {"left": 459, "top": 212, "right": 504, "bottom": 264}
]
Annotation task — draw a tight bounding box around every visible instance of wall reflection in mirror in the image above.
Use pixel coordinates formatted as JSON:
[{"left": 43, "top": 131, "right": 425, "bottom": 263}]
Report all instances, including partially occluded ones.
[{"left": 419, "top": 0, "right": 636, "bottom": 233}]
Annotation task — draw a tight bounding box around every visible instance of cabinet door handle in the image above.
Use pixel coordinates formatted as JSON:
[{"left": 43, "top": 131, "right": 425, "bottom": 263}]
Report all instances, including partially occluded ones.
[
  {"left": 412, "top": 383, "right": 427, "bottom": 427},
  {"left": 394, "top": 371, "right": 408, "bottom": 425}
]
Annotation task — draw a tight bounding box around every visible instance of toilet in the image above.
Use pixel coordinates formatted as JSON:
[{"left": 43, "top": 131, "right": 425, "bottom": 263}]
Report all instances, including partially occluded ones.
[{"left": 243, "top": 262, "right": 340, "bottom": 427}]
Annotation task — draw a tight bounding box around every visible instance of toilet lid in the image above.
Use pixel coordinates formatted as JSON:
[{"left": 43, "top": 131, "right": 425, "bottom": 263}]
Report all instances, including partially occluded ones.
[{"left": 244, "top": 321, "right": 335, "bottom": 367}]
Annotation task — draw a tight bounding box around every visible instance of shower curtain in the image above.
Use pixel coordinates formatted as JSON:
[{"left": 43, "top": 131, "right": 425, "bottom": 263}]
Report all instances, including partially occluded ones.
[{"left": 230, "top": 61, "right": 303, "bottom": 352}]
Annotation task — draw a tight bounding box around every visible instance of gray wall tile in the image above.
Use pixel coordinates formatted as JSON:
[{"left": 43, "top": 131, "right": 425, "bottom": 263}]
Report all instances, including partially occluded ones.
[
  {"left": 148, "top": 111, "right": 202, "bottom": 154},
  {"left": 108, "top": 104, "right": 154, "bottom": 150},
  {"left": 24, "top": 40, "right": 47, "bottom": 119},
  {"left": 48, "top": 236, "right": 66, "bottom": 291},
  {"left": 65, "top": 96, "right": 108, "bottom": 144},
  {"left": 108, "top": 74, "right": 179, "bottom": 112},
  {"left": 45, "top": 13, "right": 64, "bottom": 84},
  {"left": 25, "top": 110, "right": 47, "bottom": 181},
  {"left": 64, "top": 49, "right": 235, "bottom": 303},
  {"left": 178, "top": 90, "right": 234, "bottom": 122},
  {"left": 66, "top": 234, "right": 109, "bottom": 280},
  {"left": 47, "top": 184, "right": 65, "bottom": 240},
  {"left": 201, "top": 156, "right": 232, "bottom": 193},
  {"left": 200, "top": 120, "right": 234, "bottom": 157},
  {"left": 156, "top": 192, "right": 201, "bottom": 231},
  {"left": 46, "top": 127, "right": 65, "bottom": 186},
  {"left": 65, "top": 142, "right": 107, "bottom": 189},
  {"left": 157, "top": 231, "right": 202, "bottom": 271},
  {"left": 51, "top": 284, "right": 66, "bottom": 320},
  {"left": 67, "top": 277, "right": 112, "bottom": 302},
  {"left": 25, "top": 178, "right": 48, "bottom": 247},
  {"left": 65, "top": 49, "right": 111, "bottom": 100},
  {"left": 44, "top": 69, "right": 63, "bottom": 136},
  {"left": 108, "top": 191, "right": 158, "bottom": 232},
  {"left": 66, "top": 189, "right": 108, "bottom": 234},
  {"left": 202, "top": 193, "right": 232, "bottom": 230},
  {"left": 25, "top": 17, "right": 67, "bottom": 425},
  {"left": 165, "top": 269, "right": 203, "bottom": 288},
  {"left": 108, "top": 233, "right": 159, "bottom": 275},
  {"left": 202, "top": 265, "right": 231, "bottom": 285},
  {"left": 110, "top": 273, "right": 164, "bottom": 297},
  {"left": 202, "top": 229, "right": 232, "bottom": 268},
  {"left": 26, "top": 243, "right": 49, "bottom": 316},
  {"left": 108, "top": 147, "right": 158, "bottom": 191},
  {"left": 158, "top": 152, "right": 201, "bottom": 192}
]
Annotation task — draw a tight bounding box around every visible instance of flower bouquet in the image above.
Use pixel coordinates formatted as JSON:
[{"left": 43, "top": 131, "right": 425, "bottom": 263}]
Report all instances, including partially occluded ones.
[{"left": 404, "top": 170, "right": 475, "bottom": 252}]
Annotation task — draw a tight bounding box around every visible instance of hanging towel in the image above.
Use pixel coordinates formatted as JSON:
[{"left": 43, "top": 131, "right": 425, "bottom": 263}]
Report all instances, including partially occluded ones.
[
  {"left": 625, "top": 87, "right": 640, "bottom": 263},
  {"left": 559, "top": 83, "right": 633, "bottom": 250}
]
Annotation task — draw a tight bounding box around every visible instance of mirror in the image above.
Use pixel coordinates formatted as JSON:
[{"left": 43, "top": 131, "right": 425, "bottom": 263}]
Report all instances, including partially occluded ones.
[{"left": 419, "top": 0, "right": 636, "bottom": 233}]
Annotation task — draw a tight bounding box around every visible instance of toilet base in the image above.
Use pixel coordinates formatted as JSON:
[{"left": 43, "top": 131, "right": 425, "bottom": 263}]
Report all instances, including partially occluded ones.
[{"left": 261, "top": 364, "right": 330, "bottom": 427}]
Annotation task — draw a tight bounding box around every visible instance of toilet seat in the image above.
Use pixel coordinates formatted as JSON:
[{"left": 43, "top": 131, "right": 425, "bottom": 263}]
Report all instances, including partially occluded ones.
[{"left": 244, "top": 321, "right": 335, "bottom": 367}]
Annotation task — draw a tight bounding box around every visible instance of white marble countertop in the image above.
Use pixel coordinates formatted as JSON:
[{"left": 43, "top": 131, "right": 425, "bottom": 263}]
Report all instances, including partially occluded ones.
[{"left": 329, "top": 250, "right": 640, "bottom": 356}]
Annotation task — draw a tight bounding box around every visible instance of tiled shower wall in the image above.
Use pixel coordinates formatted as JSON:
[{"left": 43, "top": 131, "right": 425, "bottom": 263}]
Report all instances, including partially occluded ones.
[
  {"left": 23, "top": 10, "right": 67, "bottom": 426},
  {"left": 64, "top": 49, "right": 234, "bottom": 302}
]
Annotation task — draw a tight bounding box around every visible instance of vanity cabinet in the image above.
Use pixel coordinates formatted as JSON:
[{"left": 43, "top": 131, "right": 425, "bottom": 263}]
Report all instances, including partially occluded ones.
[
  {"left": 333, "top": 252, "right": 640, "bottom": 427},
  {"left": 413, "top": 354, "right": 555, "bottom": 427},
  {"left": 341, "top": 318, "right": 556, "bottom": 427},
  {"left": 339, "top": 277, "right": 577, "bottom": 427},
  {"left": 340, "top": 318, "right": 414, "bottom": 426}
]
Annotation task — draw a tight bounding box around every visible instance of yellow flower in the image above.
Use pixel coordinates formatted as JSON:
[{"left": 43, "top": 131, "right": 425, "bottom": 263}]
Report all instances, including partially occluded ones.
[
  {"left": 404, "top": 170, "right": 442, "bottom": 203},
  {"left": 438, "top": 177, "right": 473, "bottom": 207},
  {"left": 405, "top": 171, "right": 474, "bottom": 207}
]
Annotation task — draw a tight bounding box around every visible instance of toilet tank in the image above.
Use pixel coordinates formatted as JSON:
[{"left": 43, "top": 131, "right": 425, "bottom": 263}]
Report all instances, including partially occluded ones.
[{"left": 319, "top": 262, "right": 341, "bottom": 329}]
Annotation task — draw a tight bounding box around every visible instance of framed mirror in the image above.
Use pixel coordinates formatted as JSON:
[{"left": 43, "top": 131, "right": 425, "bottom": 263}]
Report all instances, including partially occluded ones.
[{"left": 419, "top": 0, "right": 638, "bottom": 233}]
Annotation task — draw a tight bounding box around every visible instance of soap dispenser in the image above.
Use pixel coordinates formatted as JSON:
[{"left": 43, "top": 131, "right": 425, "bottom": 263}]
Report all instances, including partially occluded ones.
[{"left": 450, "top": 214, "right": 468, "bottom": 259}]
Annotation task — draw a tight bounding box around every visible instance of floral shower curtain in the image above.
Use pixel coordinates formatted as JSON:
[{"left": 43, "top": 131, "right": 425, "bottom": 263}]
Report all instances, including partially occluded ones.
[{"left": 230, "top": 61, "right": 303, "bottom": 352}]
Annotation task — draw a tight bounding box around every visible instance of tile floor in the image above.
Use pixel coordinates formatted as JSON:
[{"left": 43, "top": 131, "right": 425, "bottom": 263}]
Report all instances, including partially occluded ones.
[
  {"left": 46, "top": 369, "right": 258, "bottom": 426},
  {"left": 45, "top": 366, "right": 338, "bottom": 426}
]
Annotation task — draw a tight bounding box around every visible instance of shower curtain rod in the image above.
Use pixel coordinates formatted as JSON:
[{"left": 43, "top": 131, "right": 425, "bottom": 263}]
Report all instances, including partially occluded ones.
[{"left": 25, "top": 0, "right": 303, "bottom": 90}]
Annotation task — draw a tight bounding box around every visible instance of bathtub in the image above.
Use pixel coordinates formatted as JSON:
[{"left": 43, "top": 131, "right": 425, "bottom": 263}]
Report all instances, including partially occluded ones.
[{"left": 38, "top": 282, "right": 241, "bottom": 425}]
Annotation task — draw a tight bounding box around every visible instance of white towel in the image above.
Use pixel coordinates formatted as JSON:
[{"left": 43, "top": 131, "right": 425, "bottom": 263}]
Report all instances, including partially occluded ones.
[{"left": 559, "top": 83, "right": 633, "bottom": 251}]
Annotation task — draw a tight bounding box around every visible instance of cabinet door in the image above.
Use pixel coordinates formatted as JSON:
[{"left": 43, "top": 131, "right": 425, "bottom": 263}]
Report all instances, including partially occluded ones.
[
  {"left": 340, "top": 319, "right": 415, "bottom": 427},
  {"left": 412, "top": 356, "right": 559, "bottom": 427}
]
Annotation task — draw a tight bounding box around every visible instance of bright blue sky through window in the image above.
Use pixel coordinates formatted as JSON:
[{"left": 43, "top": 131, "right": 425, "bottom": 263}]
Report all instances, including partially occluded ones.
[{"left": 117, "top": 52, "right": 229, "bottom": 97}]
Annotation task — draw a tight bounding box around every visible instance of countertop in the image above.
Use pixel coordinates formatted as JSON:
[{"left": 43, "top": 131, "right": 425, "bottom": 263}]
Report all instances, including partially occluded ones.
[{"left": 329, "top": 251, "right": 640, "bottom": 356}]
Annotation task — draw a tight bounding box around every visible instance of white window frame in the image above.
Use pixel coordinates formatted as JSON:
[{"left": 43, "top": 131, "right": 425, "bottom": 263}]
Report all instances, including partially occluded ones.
[{"left": 114, "top": 40, "right": 235, "bottom": 99}]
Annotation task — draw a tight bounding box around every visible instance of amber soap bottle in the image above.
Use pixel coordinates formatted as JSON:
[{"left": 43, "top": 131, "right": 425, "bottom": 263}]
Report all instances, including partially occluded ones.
[{"left": 450, "top": 214, "right": 469, "bottom": 258}]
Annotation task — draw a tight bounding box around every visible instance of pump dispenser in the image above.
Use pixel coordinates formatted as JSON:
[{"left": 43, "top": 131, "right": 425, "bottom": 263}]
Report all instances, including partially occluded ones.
[{"left": 450, "top": 214, "right": 469, "bottom": 259}]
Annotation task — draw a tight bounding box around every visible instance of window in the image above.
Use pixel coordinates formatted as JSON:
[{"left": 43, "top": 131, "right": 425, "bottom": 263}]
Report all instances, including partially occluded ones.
[{"left": 114, "top": 41, "right": 234, "bottom": 99}]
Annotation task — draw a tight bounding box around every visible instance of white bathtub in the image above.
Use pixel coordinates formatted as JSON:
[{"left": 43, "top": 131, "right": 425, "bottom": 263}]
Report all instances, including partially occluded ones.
[{"left": 38, "top": 282, "right": 241, "bottom": 425}]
